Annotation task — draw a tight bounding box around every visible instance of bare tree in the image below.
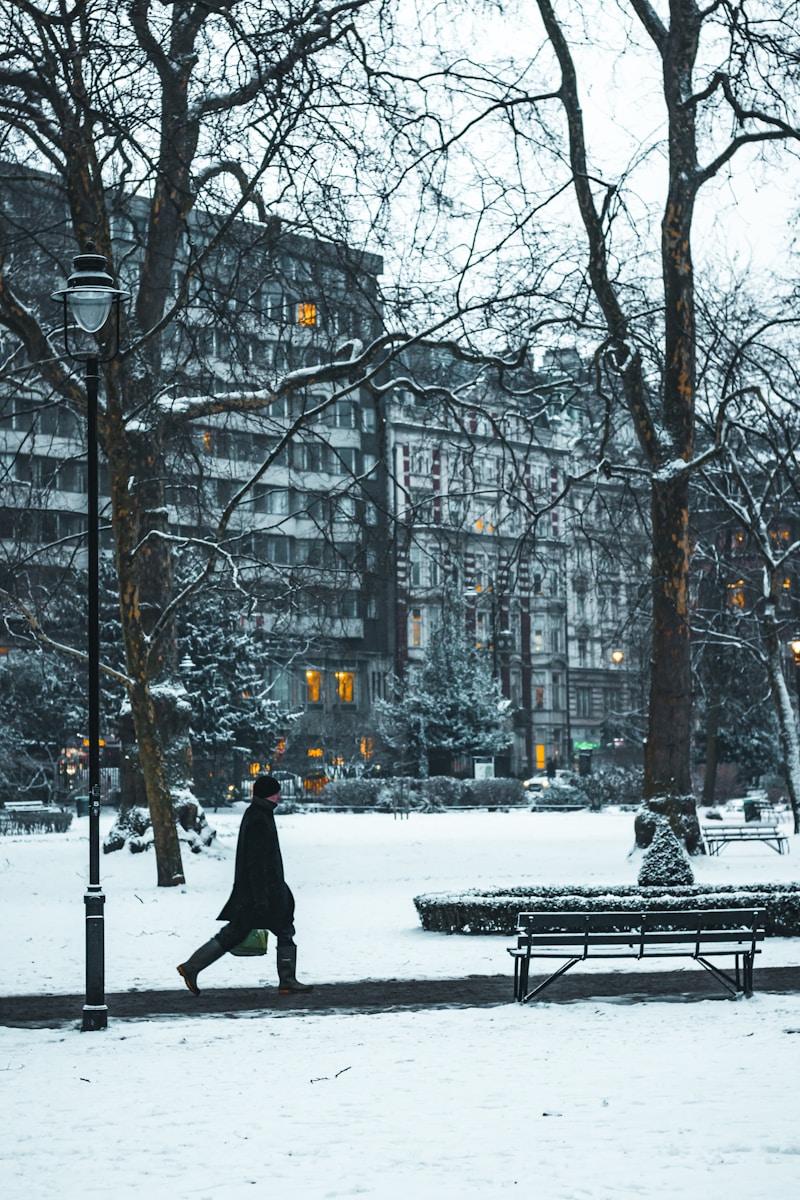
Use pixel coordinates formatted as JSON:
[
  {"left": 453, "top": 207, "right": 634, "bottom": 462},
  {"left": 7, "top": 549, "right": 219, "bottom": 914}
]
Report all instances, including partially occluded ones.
[
  {"left": 0, "top": 0, "right": 396, "bottom": 884},
  {"left": 698, "top": 370, "right": 800, "bottom": 831},
  {"left": 385, "top": 1, "right": 800, "bottom": 842}
]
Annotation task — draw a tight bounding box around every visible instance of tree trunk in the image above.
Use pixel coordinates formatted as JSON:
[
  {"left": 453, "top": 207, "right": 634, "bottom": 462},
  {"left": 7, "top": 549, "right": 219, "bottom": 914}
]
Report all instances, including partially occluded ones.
[
  {"left": 761, "top": 581, "right": 800, "bottom": 835},
  {"left": 102, "top": 372, "right": 189, "bottom": 884},
  {"left": 702, "top": 687, "right": 721, "bottom": 806},
  {"left": 645, "top": 474, "right": 693, "bottom": 798}
]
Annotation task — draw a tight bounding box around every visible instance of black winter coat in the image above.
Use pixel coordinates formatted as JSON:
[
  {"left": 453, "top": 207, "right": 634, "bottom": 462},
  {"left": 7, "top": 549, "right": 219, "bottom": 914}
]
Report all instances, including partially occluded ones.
[{"left": 217, "top": 797, "right": 294, "bottom": 932}]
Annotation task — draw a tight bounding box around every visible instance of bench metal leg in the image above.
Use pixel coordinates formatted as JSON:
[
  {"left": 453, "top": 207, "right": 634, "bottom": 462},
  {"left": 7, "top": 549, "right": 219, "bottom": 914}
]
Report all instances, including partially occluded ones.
[
  {"left": 695, "top": 954, "right": 754, "bottom": 997},
  {"left": 520, "top": 958, "right": 581, "bottom": 1003}
]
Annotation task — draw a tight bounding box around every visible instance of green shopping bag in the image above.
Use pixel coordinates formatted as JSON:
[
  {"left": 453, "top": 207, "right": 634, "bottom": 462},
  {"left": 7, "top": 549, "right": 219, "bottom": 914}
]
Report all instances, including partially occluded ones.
[{"left": 229, "top": 928, "right": 269, "bottom": 956}]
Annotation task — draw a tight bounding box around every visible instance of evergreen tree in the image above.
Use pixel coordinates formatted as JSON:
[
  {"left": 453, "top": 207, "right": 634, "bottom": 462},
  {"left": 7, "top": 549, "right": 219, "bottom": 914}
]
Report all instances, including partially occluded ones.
[
  {"left": 181, "top": 594, "right": 291, "bottom": 802},
  {"left": 376, "top": 597, "right": 512, "bottom": 777}
]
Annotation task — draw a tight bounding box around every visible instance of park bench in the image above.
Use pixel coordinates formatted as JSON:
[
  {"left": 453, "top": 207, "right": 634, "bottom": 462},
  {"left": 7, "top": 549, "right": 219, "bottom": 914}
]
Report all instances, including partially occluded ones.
[
  {"left": 703, "top": 823, "right": 789, "bottom": 856},
  {"left": 509, "top": 908, "right": 764, "bottom": 1002}
]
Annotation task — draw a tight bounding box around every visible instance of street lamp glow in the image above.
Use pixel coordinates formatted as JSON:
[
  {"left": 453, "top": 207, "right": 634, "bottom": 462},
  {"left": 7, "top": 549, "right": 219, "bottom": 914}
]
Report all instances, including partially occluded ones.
[
  {"left": 610, "top": 649, "right": 625, "bottom": 665},
  {"left": 790, "top": 637, "right": 800, "bottom": 663}
]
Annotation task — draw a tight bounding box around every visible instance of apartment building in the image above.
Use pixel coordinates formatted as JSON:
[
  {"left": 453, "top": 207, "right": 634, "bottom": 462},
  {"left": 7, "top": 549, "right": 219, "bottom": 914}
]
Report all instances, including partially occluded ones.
[{"left": 1, "top": 164, "right": 646, "bottom": 787}]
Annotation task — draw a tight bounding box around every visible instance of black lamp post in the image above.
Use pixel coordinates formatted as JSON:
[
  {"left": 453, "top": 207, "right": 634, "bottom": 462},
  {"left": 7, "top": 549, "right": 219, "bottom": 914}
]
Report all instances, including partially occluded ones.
[{"left": 53, "top": 243, "right": 128, "bottom": 1032}]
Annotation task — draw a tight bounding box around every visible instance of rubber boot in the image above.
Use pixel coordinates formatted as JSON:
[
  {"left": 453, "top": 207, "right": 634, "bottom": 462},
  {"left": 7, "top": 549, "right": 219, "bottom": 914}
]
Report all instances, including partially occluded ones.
[
  {"left": 177, "top": 937, "right": 226, "bottom": 996},
  {"left": 276, "top": 943, "right": 313, "bottom": 994}
]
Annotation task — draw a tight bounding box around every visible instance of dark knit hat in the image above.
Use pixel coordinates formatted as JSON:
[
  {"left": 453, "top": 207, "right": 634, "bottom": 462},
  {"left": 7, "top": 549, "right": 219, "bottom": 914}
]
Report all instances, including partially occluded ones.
[{"left": 253, "top": 775, "right": 281, "bottom": 799}]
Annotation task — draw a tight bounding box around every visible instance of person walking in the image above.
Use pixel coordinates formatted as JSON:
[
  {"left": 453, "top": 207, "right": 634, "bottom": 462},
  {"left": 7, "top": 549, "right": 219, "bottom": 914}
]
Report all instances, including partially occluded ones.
[{"left": 177, "top": 775, "right": 312, "bottom": 996}]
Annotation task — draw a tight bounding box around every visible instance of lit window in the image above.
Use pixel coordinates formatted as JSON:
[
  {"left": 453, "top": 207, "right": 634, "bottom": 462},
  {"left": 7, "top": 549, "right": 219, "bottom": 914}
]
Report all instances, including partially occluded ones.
[
  {"left": 306, "top": 669, "right": 322, "bottom": 703},
  {"left": 535, "top": 686, "right": 545, "bottom": 710},
  {"left": 360, "top": 737, "right": 374, "bottom": 760},
  {"left": 727, "top": 580, "right": 745, "bottom": 609},
  {"left": 297, "top": 302, "right": 317, "bottom": 326},
  {"left": 335, "top": 671, "right": 355, "bottom": 703},
  {"left": 307, "top": 747, "right": 323, "bottom": 758},
  {"left": 203, "top": 430, "right": 213, "bottom": 452},
  {"left": 411, "top": 608, "right": 422, "bottom": 647}
]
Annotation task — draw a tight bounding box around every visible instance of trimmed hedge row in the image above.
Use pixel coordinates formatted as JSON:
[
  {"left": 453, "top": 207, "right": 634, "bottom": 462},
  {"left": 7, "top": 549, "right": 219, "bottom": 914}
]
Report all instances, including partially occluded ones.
[
  {"left": 318, "top": 776, "right": 526, "bottom": 809},
  {"left": 0, "top": 807, "right": 73, "bottom": 835},
  {"left": 413, "top": 883, "right": 800, "bottom": 937}
]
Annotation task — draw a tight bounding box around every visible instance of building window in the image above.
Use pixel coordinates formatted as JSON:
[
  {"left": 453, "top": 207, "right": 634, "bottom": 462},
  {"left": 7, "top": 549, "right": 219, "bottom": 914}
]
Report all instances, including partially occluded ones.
[
  {"left": 306, "top": 670, "right": 322, "bottom": 704},
  {"left": 411, "top": 608, "right": 422, "bottom": 647},
  {"left": 297, "top": 302, "right": 317, "bottom": 326},
  {"left": 335, "top": 671, "right": 355, "bottom": 703},
  {"left": 533, "top": 628, "right": 543, "bottom": 653},
  {"left": 551, "top": 672, "right": 562, "bottom": 710},
  {"left": 576, "top": 686, "right": 593, "bottom": 718},
  {"left": 727, "top": 580, "right": 745, "bottom": 609},
  {"left": 535, "top": 685, "right": 545, "bottom": 710},
  {"left": 476, "top": 610, "right": 490, "bottom": 649}
]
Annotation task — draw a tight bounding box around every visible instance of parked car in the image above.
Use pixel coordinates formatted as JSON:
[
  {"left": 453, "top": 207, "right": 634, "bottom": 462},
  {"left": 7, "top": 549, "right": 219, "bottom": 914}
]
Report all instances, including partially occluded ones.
[{"left": 522, "top": 770, "right": 575, "bottom": 791}]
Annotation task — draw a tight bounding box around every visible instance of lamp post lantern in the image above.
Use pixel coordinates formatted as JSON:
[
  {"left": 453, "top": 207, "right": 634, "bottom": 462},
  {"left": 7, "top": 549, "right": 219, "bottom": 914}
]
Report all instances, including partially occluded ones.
[{"left": 53, "top": 243, "right": 128, "bottom": 1032}]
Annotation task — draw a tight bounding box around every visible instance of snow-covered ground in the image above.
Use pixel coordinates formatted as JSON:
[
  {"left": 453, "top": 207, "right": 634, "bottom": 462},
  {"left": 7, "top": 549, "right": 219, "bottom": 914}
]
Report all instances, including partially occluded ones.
[{"left": 2, "top": 807, "right": 800, "bottom": 1199}]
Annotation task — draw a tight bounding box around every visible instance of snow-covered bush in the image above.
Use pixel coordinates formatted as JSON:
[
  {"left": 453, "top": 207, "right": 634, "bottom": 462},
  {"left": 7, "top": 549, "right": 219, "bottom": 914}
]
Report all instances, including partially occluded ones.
[
  {"left": 462, "top": 778, "right": 525, "bottom": 808},
  {"left": 103, "top": 796, "right": 216, "bottom": 854},
  {"left": 317, "top": 779, "right": 383, "bottom": 808},
  {"left": 637, "top": 819, "right": 695, "bottom": 886},
  {"left": 579, "top": 768, "right": 644, "bottom": 810},
  {"left": 422, "top": 776, "right": 464, "bottom": 808}
]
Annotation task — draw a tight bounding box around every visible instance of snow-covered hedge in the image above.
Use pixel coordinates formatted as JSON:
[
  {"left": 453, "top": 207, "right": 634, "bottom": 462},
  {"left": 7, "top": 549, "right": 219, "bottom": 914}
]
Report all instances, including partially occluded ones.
[
  {"left": 0, "top": 806, "right": 73, "bottom": 835},
  {"left": 317, "top": 776, "right": 526, "bottom": 810},
  {"left": 413, "top": 884, "right": 800, "bottom": 937}
]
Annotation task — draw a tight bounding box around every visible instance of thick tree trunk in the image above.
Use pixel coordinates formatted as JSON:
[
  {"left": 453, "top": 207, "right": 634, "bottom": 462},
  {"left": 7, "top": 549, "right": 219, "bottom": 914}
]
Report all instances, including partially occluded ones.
[
  {"left": 101, "top": 373, "right": 190, "bottom": 884},
  {"left": 645, "top": 475, "right": 693, "bottom": 798},
  {"left": 128, "top": 681, "right": 187, "bottom": 885}
]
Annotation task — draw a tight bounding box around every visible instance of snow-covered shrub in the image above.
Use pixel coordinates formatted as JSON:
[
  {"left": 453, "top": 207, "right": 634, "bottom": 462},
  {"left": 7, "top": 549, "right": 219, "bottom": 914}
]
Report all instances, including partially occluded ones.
[
  {"left": 462, "top": 778, "right": 525, "bottom": 808},
  {"left": 421, "top": 776, "right": 464, "bottom": 808},
  {"left": 104, "top": 795, "right": 216, "bottom": 854},
  {"left": 317, "top": 779, "right": 383, "bottom": 808},
  {"left": 579, "top": 768, "right": 644, "bottom": 810},
  {"left": 637, "top": 819, "right": 695, "bottom": 887},
  {"left": 104, "top": 805, "right": 152, "bottom": 853}
]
